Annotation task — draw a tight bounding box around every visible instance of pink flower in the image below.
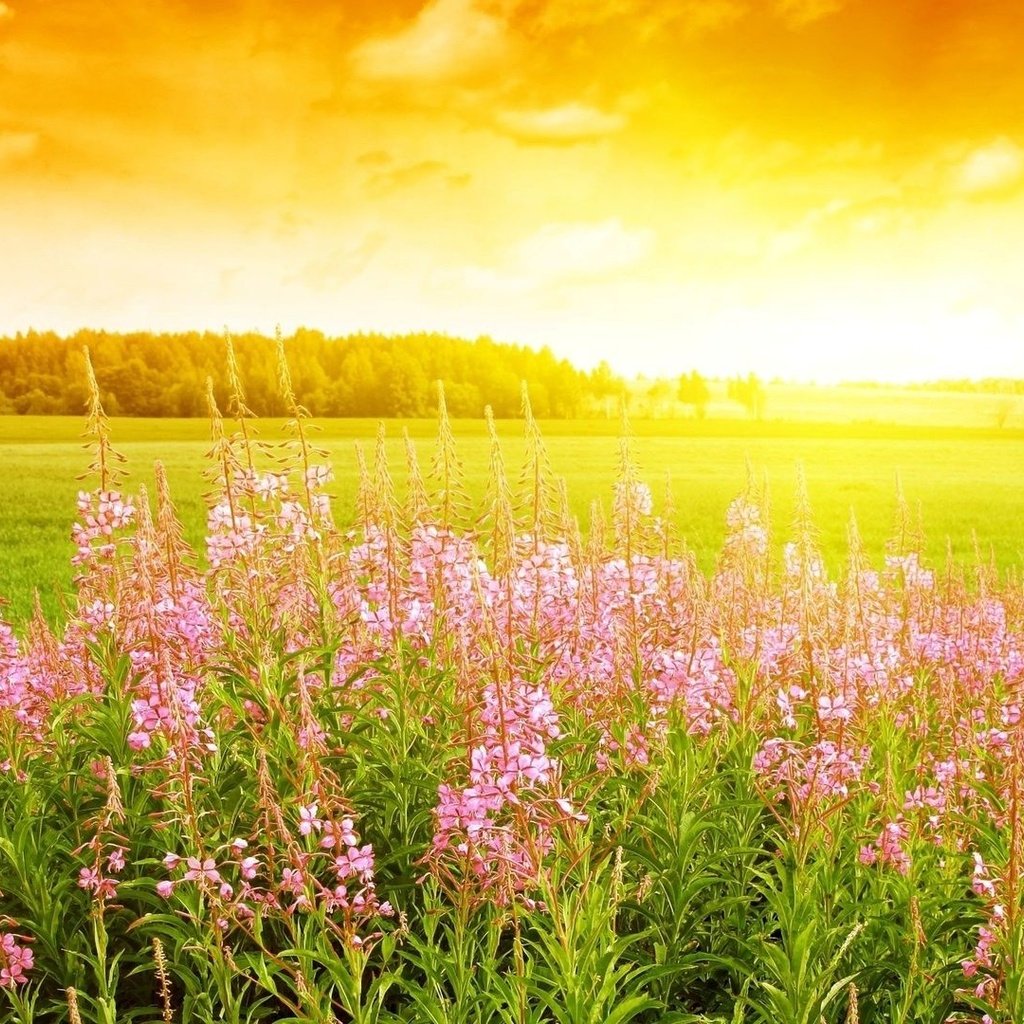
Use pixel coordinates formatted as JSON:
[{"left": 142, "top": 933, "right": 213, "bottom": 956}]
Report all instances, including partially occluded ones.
[
  {"left": 816, "top": 694, "right": 852, "bottom": 723},
  {"left": 183, "top": 857, "right": 221, "bottom": 884},
  {"left": 554, "top": 798, "right": 588, "bottom": 823},
  {"left": 128, "top": 730, "right": 151, "bottom": 751},
  {"left": 0, "top": 933, "right": 33, "bottom": 987},
  {"left": 78, "top": 867, "right": 118, "bottom": 901},
  {"left": 280, "top": 867, "right": 305, "bottom": 896},
  {"left": 298, "top": 803, "right": 322, "bottom": 836}
]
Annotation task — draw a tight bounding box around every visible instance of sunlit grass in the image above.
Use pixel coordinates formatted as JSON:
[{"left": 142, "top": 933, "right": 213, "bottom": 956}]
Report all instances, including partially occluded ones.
[{"left": 2, "top": 415, "right": 1021, "bottom": 625}]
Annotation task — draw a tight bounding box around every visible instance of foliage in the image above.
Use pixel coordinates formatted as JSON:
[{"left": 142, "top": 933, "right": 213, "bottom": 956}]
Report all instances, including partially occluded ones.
[
  {"left": 727, "top": 373, "right": 766, "bottom": 419},
  {"left": 0, "top": 330, "right": 607, "bottom": 419},
  {"left": 678, "top": 371, "right": 711, "bottom": 418}
]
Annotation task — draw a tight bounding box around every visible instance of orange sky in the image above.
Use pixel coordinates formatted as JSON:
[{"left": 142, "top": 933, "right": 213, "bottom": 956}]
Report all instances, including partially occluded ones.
[{"left": 2, "top": 0, "right": 1024, "bottom": 380}]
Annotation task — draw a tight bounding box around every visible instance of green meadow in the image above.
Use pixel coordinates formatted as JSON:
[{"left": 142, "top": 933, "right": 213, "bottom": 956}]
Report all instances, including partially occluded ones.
[{"left": 1, "top": 414, "right": 1022, "bottom": 626}]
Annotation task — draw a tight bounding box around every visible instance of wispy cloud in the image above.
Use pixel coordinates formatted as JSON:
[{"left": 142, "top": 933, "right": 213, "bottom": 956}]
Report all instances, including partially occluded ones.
[
  {"left": 0, "top": 3, "right": 13, "bottom": 21},
  {"left": 356, "top": 150, "right": 392, "bottom": 168},
  {"left": 773, "top": 0, "right": 846, "bottom": 27},
  {"left": 365, "top": 159, "right": 471, "bottom": 196},
  {"left": 497, "top": 0, "right": 743, "bottom": 36},
  {"left": 494, "top": 103, "right": 627, "bottom": 145},
  {"left": 350, "top": 0, "right": 507, "bottom": 82},
  {"left": 514, "top": 218, "right": 654, "bottom": 280},
  {"left": 767, "top": 198, "right": 850, "bottom": 259},
  {"left": 951, "top": 138, "right": 1024, "bottom": 199},
  {"left": 442, "top": 218, "right": 655, "bottom": 300},
  {"left": 288, "top": 233, "right": 386, "bottom": 291}
]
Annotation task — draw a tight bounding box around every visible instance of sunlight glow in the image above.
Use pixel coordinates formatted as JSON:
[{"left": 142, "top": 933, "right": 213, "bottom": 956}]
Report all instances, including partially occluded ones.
[{"left": 1, "top": 0, "right": 1022, "bottom": 380}]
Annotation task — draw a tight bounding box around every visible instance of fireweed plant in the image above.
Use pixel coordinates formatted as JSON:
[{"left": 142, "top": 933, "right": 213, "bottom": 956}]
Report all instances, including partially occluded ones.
[{"left": 0, "top": 342, "right": 1022, "bottom": 1023}]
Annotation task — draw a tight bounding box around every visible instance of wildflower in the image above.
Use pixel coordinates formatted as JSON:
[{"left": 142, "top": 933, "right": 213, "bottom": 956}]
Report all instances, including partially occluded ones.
[
  {"left": 298, "top": 803, "right": 322, "bottom": 836},
  {"left": 183, "top": 857, "right": 221, "bottom": 885},
  {"left": 0, "top": 933, "right": 33, "bottom": 988}
]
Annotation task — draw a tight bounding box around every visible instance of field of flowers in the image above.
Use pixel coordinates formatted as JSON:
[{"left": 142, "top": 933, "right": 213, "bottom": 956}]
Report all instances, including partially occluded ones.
[{"left": 1, "top": 346, "right": 1022, "bottom": 1024}]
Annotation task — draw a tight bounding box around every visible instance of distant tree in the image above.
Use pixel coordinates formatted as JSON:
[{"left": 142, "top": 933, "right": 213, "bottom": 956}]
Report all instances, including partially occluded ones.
[
  {"left": 444, "top": 380, "right": 483, "bottom": 417},
  {"left": 0, "top": 330, "right": 626, "bottom": 419},
  {"left": 727, "top": 372, "right": 766, "bottom": 419},
  {"left": 589, "top": 361, "right": 626, "bottom": 418},
  {"left": 646, "top": 379, "right": 674, "bottom": 418},
  {"left": 387, "top": 349, "right": 431, "bottom": 417},
  {"left": 13, "top": 388, "right": 59, "bottom": 415},
  {"left": 678, "top": 370, "right": 710, "bottom": 419}
]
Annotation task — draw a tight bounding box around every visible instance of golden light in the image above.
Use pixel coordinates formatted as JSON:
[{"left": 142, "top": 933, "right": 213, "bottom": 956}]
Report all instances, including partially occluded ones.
[{"left": 1, "top": 0, "right": 1022, "bottom": 381}]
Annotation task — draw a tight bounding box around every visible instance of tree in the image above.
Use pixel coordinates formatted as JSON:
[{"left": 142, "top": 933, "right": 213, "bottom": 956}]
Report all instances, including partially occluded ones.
[
  {"left": 589, "top": 361, "right": 625, "bottom": 418},
  {"left": 646, "top": 379, "right": 674, "bottom": 418},
  {"left": 727, "top": 372, "right": 766, "bottom": 420},
  {"left": 678, "top": 370, "right": 710, "bottom": 419},
  {"left": 0, "top": 329, "right": 622, "bottom": 419}
]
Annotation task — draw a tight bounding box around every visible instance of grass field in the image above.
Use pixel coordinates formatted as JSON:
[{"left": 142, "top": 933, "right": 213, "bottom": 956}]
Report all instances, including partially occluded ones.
[
  {"left": 632, "top": 378, "right": 1024, "bottom": 429},
  {"left": 1, "top": 414, "right": 1022, "bottom": 626}
]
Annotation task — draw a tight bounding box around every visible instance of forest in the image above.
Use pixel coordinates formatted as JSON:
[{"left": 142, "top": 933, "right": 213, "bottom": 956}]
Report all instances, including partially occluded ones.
[{"left": 0, "top": 330, "right": 627, "bottom": 419}]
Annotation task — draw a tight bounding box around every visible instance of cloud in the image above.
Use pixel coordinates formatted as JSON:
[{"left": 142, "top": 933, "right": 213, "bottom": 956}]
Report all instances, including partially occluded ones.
[
  {"left": 0, "top": 3, "right": 12, "bottom": 21},
  {"left": 765, "top": 194, "right": 915, "bottom": 259},
  {"left": 356, "top": 150, "right": 392, "bottom": 168},
  {"left": 821, "top": 138, "right": 885, "bottom": 165},
  {"left": 677, "top": 1, "right": 746, "bottom": 34},
  {"left": 350, "top": 0, "right": 507, "bottom": 83},
  {"left": 774, "top": 0, "right": 846, "bottom": 27},
  {"left": 951, "top": 138, "right": 1024, "bottom": 199},
  {"left": 288, "top": 233, "right": 386, "bottom": 292},
  {"left": 514, "top": 218, "right": 654, "bottom": 280},
  {"left": 680, "top": 130, "right": 804, "bottom": 182},
  {"left": 495, "top": 0, "right": 743, "bottom": 36},
  {"left": 441, "top": 218, "right": 655, "bottom": 300},
  {"left": 0, "top": 131, "right": 37, "bottom": 164},
  {"left": 767, "top": 199, "right": 849, "bottom": 259},
  {"left": 365, "top": 159, "right": 470, "bottom": 196},
  {"left": 494, "top": 103, "right": 627, "bottom": 145}
]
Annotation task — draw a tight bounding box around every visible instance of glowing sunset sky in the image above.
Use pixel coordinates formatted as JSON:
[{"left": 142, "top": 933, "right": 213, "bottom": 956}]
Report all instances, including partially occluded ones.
[{"left": 2, "top": 0, "right": 1024, "bottom": 380}]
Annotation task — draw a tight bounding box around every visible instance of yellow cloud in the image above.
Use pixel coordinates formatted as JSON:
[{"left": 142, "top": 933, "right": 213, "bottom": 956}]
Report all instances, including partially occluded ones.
[
  {"left": 514, "top": 218, "right": 654, "bottom": 279},
  {"left": 952, "top": 138, "right": 1024, "bottom": 199},
  {"left": 495, "top": 103, "right": 627, "bottom": 144},
  {"left": 288, "top": 233, "right": 386, "bottom": 292},
  {"left": 0, "top": 2, "right": 12, "bottom": 21},
  {"left": 365, "top": 159, "right": 471, "bottom": 196},
  {"left": 350, "top": 0, "right": 507, "bottom": 82},
  {"left": 774, "top": 0, "right": 846, "bottom": 27},
  {"left": 495, "top": 0, "right": 743, "bottom": 35},
  {"left": 440, "top": 218, "right": 655, "bottom": 301}
]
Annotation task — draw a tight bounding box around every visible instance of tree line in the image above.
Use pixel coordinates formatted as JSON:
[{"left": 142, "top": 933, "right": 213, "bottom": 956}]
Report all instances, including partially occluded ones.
[{"left": 0, "top": 330, "right": 630, "bottom": 419}]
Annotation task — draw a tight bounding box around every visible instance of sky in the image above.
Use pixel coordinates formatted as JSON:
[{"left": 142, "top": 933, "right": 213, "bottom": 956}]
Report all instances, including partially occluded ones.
[{"left": 2, "top": 0, "right": 1024, "bottom": 381}]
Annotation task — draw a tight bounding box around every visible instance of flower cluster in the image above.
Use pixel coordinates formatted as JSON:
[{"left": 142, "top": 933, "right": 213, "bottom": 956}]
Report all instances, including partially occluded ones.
[{"left": 0, "top": 931, "right": 32, "bottom": 988}]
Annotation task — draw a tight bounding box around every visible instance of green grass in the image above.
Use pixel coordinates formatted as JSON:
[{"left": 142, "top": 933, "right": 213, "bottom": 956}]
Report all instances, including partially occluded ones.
[{"left": 1, "top": 415, "right": 1022, "bottom": 625}]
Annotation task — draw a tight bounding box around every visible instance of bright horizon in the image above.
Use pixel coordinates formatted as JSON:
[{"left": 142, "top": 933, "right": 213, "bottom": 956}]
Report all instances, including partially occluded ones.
[{"left": 3, "top": 0, "right": 1024, "bottom": 383}]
